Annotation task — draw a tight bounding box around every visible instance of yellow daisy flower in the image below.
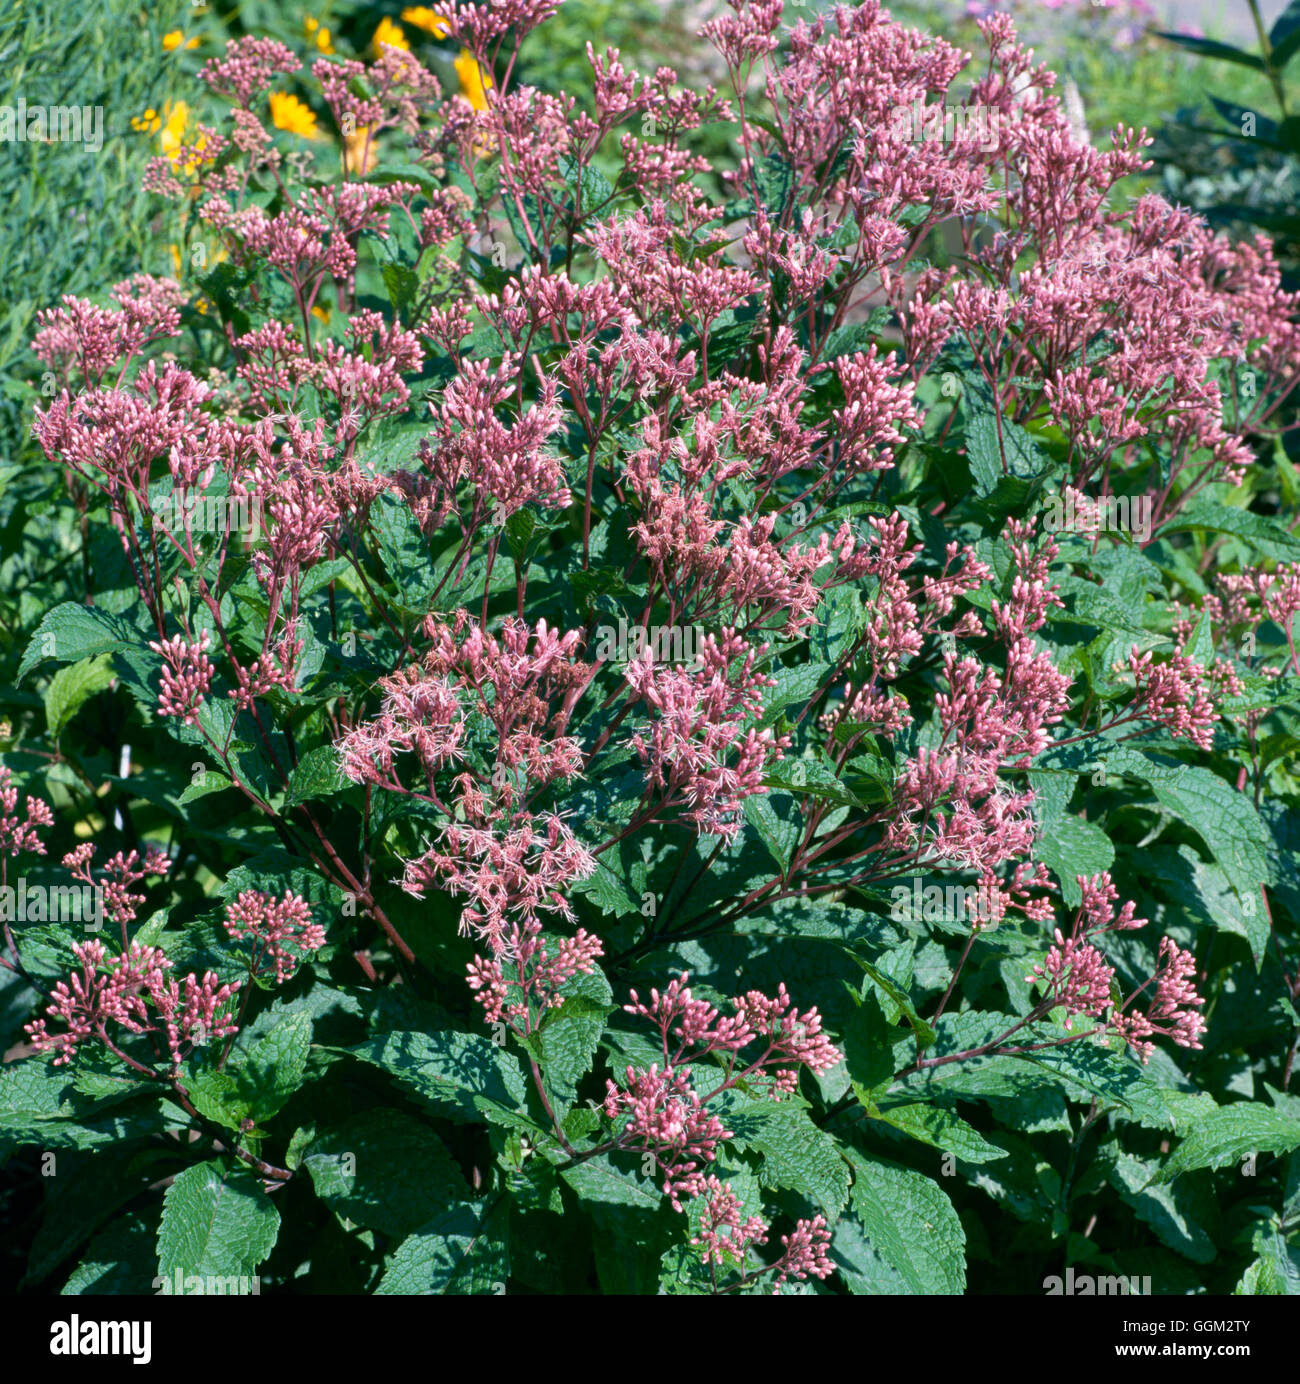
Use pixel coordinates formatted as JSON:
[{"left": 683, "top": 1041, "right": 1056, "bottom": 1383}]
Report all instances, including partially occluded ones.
[
  {"left": 162, "top": 30, "right": 199, "bottom": 51},
  {"left": 401, "top": 7, "right": 451, "bottom": 37},
  {"left": 269, "top": 92, "right": 321, "bottom": 140},
  {"left": 159, "top": 102, "right": 209, "bottom": 172},
  {"left": 134, "top": 102, "right": 208, "bottom": 172},
  {"left": 304, "top": 17, "right": 334, "bottom": 53},
  {"left": 371, "top": 17, "right": 409, "bottom": 53},
  {"left": 454, "top": 48, "right": 492, "bottom": 112},
  {"left": 343, "top": 126, "right": 378, "bottom": 176}
]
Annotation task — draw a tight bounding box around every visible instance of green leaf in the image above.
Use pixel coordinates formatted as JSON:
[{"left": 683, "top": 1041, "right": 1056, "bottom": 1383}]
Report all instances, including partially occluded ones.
[
  {"left": 44, "top": 653, "right": 115, "bottom": 737},
  {"left": 1137, "top": 760, "right": 1270, "bottom": 965},
  {"left": 570, "top": 853, "right": 642, "bottom": 918},
  {"left": 842, "top": 991, "right": 894, "bottom": 1103},
  {"left": 1156, "top": 1103, "right": 1300, "bottom": 1182},
  {"left": 844, "top": 953, "right": 937, "bottom": 1048},
  {"left": 1106, "top": 1151, "right": 1215, "bottom": 1264},
  {"left": 381, "top": 262, "right": 419, "bottom": 318},
  {"left": 760, "top": 661, "right": 831, "bottom": 724},
  {"left": 965, "top": 409, "right": 1051, "bottom": 497},
  {"left": 177, "top": 771, "right": 236, "bottom": 804},
  {"left": 834, "top": 1150, "right": 966, "bottom": 1293},
  {"left": 868, "top": 1102, "right": 1010, "bottom": 1165},
  {"left": 303, "top": 1108, "right": 469, "bottom": 1238},
  {"left": 184, "top": 1069, "right": 252, "bottom": 1133},
  {"left": 284, "top": 746, "right": 349, "bottom": 808},
  {"left": 377, "top": 1197, "right": 509, "bottom": 1295},
  {"left": 536, "top": 968, "right": 613, "bottom": 1105},
  {"left": 729, "top": 1101, "right": 850, "bottom": 1219},
  {"left": 19, "top": 603, "right": 143, "bottom": 682},
  {"left": 1033, "top": 813, "right": 1115, "bottom": 908},
  {"left": 236, "top": 1011, "right": 312, "bottom": 1123},
  {"left": 372, "top": 491, "right": 437, "bottom": 612},
  {"left": 1154, "top": 500, "right": 1300, "bottom": 562},
  {"left": 558, "top": 1152, "right": 663, "bottom": 1209},
  {"left": 0, "top": 1060, "right": 160, "bottom": 1149},
  {"left": 340, "top": 1030, "right": 534, "bottom": 1131},
  {"left": 742, "top": 790, "right": 802, "bottom": 873},
  {"left": 155, "top": 1161, "right": 280, "bottom": 1281},
  {"left": 1235, "top": 1224, "right": 1300, "bottom": 1294},
  {"left": 1154, "top": 31, "right": 1266, "bottom": 70},
  {"left": 557, "top": 153, "right": 614, "bottom": 219},
  {"left": 1269, "top": 0, "right": 1300, "bottom": 52},
  {"left": 26, "top": 1150, "right": 163, "bottom": 1287},
  {"left": 62, "top": 1210, "right": 162, "bottom": 1296}
]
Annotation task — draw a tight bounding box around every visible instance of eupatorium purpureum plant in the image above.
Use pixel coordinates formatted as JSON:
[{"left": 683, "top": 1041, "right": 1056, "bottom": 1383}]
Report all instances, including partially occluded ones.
[{"left": 4, "top": 0, "right": 1300, "bottom": 1297}]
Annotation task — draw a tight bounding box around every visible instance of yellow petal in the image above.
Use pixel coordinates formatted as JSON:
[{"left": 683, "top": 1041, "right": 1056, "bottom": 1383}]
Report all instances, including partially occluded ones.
[
  {"left": 401, "top": 6, "right": 451, "bottom": 37},
  {"left": 269, "top": 91, "right": 321, "bottom": 140},
  {"left": 371, "top": 17, "right": 409, "bottom": 54},
  {"left": 454, "top": 48, "right": 492, "bottom": 112}
]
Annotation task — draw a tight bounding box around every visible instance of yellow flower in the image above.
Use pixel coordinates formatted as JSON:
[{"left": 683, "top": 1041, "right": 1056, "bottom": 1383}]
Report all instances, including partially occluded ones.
[
  {"left": 454, "top": 48, "right": 492, "bottom": 112},
  {"left": 343, "top": 126, "right": 378, "bottom": 176},
  {"left": 371, "top": 17, "right": 409, "bottom": 54},
  {"left": 269, "top": 91, "right": 321, "bottom": 140},
  {"left": 136, "top": 102, "right": 208, "bottom": 172},
  {"left": 162, "top": 30, "right": 199, "bottom": 51},
  {"left": 303, "top": 17, "right": 334, "bottom": 53},
  {"left": 159, "top": 101, "right": 209, "bottom": 172},
  {"left": 311, "top": 304, "right": 331, "bottom": 324},
  {"left": 169, "top": 243, "right": 183, "bottom": 277},
  {"left": 401, "top": 6, "right": 451, "bottom": 36}
]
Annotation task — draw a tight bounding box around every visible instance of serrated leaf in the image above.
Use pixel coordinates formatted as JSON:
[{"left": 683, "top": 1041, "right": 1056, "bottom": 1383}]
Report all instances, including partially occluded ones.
[
  {"left": 303, "top": 1108, "right": 468, "bottom": 1238},
  {"left": 834, "top": 1149, "right": 965, "bottom": 1293},
  {"left": 237, "top": 1011, "right": 311, "bottom": 1122},
  {"left": 1107, "top": 1151, "right": 1215, "bottom": 1263},
  {"left": 377, "top": 1197, "right": 509, "bottom": 1295},
  {"left": 842, "top": 991, "right": 894, "bottom": 1102},
  {"left": 285, "top": 746, "right": 348, "bottom": 807},
  {"left": 155, "top": 1161, "right": 280, "bottom": 1280},
  {"left": 537, "top": 968, "right": 613, "bottom": 1104},
  {"left": 869, "top": 1102, "right": 1009, "bottom": 1165},
  {"left": 1155, "top": 500, "right": 1300, "bottom": 562},
  {"left": 1156, "top": 1103, "right": 1300, "bottom": 1181},
  {"left": 340, "top": 1030, "right": 534, "bottom": 1131},
  {"left": 19, "top": 603, "right": 143, "bottom": 682},
  {"left": 728, "top": 1101, "right": 850, "bottom": 1219},
  {"left": 44, "top": 654, "right": 115, "bottom": 738},
  {"left": 1033, "top": 813, "right": 1115, "bottom": 908}
]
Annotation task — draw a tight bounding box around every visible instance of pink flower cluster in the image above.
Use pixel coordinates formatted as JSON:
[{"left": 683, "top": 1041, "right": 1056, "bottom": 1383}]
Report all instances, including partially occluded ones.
[
  {"left": 223, "top": 889, "right": 326, "bottom": 984},
  {"left": 604, "top": 975, "right": 842, "bottom": 1206},
  {"left": 1026, "top": 871, "right": 1205, "bottom": 1061},
  {"left": 466, "top": 917, "right": 604, "bottom": 1026},
  {"left": 25, "top": 939, "right": 240, "bottom": 1071},
  {"left": 0, "top": 766, "right": 53, "bottom": 860},
  {"left": 149, "top": 631, "right": 215, "bottom": 726},
  {"left": 625, "top": 630, "right": 789, "bottom": 839},
  {"left": 63, "top": 843, "right": 170, "bottom": 937}
]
